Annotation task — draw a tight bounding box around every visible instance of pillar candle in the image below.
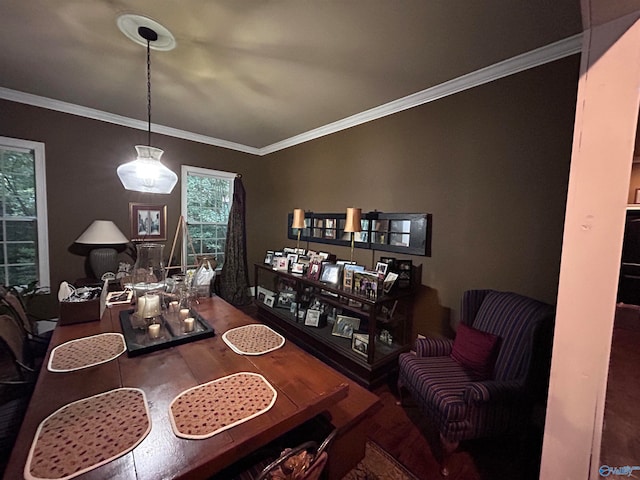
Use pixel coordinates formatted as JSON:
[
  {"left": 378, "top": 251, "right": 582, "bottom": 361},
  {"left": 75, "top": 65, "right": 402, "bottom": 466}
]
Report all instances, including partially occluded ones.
[
  {"left": 179, "top": 308, "right": 190, "bottom": 321},
  {"left": 136, "top": 295, "right": 147, "bottom": 316},
  {"left": 148, "top": 323, "right": 160, "bottom": 339},
  {"left": 143, "top": 293, "right": 161, "bottom": 318},
  {"left": 184, "top": 317, "right": 195, "bottom": 333}
]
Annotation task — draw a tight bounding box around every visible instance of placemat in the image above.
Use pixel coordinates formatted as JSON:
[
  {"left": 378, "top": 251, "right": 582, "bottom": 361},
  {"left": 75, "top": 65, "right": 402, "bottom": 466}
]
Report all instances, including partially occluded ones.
[
  {"left": 24, "top": 388, "right": 150, "bottom": 480},
  {"left": 169, "top": 372, "right": 277, "bottom": 440},
  {"left": 48, "top": 333, "right": 126, "bottom": 372},
  {"left": 222, "top": 324, "right": 285, "bottom": 355}
]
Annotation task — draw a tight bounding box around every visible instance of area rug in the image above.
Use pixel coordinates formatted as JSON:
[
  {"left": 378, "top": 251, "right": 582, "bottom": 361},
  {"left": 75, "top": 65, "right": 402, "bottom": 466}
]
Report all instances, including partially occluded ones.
[{"left": 342, "top": 441, "right": 419, "bottom": 480}]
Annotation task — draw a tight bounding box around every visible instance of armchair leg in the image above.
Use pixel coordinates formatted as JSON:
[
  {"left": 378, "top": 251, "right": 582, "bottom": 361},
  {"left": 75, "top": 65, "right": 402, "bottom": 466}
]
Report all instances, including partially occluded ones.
[
  {"left": 439, "top": 433, "right": 459, "bottom": 477},
  {"left": 395, "top": 378, "right": 405, "bottom": 406}
]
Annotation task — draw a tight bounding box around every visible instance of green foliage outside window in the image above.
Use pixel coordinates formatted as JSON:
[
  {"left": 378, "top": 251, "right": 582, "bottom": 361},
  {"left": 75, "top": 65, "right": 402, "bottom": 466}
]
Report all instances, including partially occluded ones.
[
  {"left": 185, "top": 173, "right": 232, "bottom": 268},
  {"left": 1, "top": 148, "right": 39, "bottom": 286}
]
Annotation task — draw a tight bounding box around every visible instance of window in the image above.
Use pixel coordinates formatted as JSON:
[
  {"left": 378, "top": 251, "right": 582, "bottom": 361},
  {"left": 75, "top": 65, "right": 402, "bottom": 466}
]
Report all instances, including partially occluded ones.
[
  {"left": 0, "top": 137, "right": 49, "bottom": 288},
  {"left": 181, "top": 165, "right": 235, "bottom": 268}
]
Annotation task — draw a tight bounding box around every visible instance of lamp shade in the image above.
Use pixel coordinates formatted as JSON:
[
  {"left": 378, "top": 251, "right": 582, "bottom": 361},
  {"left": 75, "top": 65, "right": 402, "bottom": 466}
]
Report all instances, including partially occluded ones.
[
  {"left": 344, "top": 208, "right": 362, "bottom": 233},
  {"left": 292, "top": 208, "right": 306, "bottom": 229},
  {"left": 76, "top": 220, "right": 129, "bottom": 245},
  {"left": 117, "top": 145, "right": 178, "bottom": 194}
]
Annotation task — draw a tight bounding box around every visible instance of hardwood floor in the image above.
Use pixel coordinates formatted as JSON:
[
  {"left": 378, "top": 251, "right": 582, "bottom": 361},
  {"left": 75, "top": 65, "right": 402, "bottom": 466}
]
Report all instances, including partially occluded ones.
[
  {"left": 239, "top": 304, "right": 543, "bottom": 480},
  {"left": 366, "top": 379, "right": 543, "bottom": 480}
]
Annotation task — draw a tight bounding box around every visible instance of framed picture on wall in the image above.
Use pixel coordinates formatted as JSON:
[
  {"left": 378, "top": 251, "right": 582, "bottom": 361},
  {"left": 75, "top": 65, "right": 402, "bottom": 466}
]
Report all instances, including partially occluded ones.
[{"left": 130, "top": 203, "right": 167, "bottom": 241}]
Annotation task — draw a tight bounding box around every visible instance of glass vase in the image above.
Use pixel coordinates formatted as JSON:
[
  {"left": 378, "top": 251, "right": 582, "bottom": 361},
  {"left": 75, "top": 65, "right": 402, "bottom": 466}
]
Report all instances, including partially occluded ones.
[{"left": 131, "top": 243, "right": 166, "bottom": 327}]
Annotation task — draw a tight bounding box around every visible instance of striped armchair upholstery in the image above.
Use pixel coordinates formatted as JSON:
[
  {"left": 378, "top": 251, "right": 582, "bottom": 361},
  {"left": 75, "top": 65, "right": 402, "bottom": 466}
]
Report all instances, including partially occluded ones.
[{"left": 398, "top": 289, "right": 554, "bottom": 443}]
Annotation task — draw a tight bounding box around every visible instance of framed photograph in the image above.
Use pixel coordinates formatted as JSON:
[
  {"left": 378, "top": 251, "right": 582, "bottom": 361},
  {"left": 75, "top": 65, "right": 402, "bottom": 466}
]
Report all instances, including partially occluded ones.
[
  {"left": 264, "top": 293, "right": 276, "bottom": 308},
  {"left": 383, "top": 272, "right": 399, "bottom": 294},
  {"left": 306, "top": 260, "right": 322, "bottom": 281},
  {"left": 332, "top": 315, "right": 361, "bottom": 338},
  {"left": 274, "top": 257, "right": 289, "bottom": 271},
  {"left": 352, "top": 333, "right": 369, "bottom": 357},
  {"left": 304, "top": 308, "right": 322, "bottom": 327},
  {"left": 276, "top": 291, "right": 295, "bottom": 309},
  {"left": 320, "top": 263, "right": 343, "bottom": 285},
  {"left": 130, "top": 203, "right": 167, "bottom": 241},
  {"left": 375, "top": 261, "right": 389, "bottom": 277},
  {"left": 264, "top": 250, "right": 274, "bottom": 265},
  {"left": 291, "top": 262, "right": 305, "bottom": 274}
]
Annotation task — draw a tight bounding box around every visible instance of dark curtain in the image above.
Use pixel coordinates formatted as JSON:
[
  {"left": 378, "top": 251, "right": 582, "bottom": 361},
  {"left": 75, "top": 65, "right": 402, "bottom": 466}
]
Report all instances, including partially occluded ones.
[{"left": 219, "top": 176, "right": 251, "bottom": 306}]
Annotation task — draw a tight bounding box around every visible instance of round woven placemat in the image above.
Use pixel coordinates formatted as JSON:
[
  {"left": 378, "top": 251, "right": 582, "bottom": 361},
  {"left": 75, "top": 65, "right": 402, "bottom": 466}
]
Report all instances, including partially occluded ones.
[
  {"left": 222, "top": 324, "right": 285, "bottom": 355},
  {"left": 170, "top": 372, "right": 277, "bottom": 439},
  {"left": 25, "top": 388, "right": 150, "bottom": 480},
  {"left": 48, "top": 333, "right": 126, "bottom": 372}
]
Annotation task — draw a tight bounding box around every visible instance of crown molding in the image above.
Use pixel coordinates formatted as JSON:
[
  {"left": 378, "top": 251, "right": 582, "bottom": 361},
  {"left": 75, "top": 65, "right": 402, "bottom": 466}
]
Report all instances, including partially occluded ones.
[
  {"left": 261, "top": 33, "right": 583, "bottom": 154},
  {"left": 0, "top": 33, "right": 582, "bottom": 157},
  {"left": 0, "top": 87, "right": 260, "bottom": 155}
]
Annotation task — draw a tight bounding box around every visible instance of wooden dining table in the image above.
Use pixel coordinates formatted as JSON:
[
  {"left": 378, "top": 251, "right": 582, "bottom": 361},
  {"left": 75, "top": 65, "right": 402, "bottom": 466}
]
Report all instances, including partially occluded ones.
[{"left": 5, "top": 296, "right": 353, "bottom": 480}]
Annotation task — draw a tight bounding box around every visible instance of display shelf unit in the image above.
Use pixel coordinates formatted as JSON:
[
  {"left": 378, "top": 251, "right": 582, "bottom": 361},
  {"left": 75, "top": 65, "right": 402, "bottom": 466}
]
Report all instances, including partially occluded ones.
[{"left": 254, "top": 263, "right": 415, "bottom": 387}]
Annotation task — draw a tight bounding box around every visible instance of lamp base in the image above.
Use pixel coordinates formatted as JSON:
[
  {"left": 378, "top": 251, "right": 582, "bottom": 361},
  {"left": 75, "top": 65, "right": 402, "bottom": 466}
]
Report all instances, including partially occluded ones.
[{"left": 89, "top": 247, "right": 118, "bottom": 280}]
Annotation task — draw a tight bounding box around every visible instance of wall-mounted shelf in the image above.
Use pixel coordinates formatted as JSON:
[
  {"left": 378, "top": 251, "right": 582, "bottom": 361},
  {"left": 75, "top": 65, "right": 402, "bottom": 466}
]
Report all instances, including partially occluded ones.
[{"left": 287, "top": 211, "right": 432, "bottom": 256}]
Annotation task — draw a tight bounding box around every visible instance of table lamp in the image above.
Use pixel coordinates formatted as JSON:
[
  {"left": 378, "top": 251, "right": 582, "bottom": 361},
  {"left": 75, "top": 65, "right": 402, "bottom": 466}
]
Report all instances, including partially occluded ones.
[
  {"left": 76, "top": 220, "right": 130, "bottom": 280},
  {"left": 292, "top": 208, "right": 306, "bottom": 251},
  {"left": 344, "top": 208, "right": 362, "bottom": 263}
]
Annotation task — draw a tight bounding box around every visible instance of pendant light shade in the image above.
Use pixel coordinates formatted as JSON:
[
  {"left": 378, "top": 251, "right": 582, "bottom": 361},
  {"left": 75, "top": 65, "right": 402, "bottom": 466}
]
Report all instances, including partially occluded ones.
[
  {"left": 116, "top": 18, "right": 178, "bottom": 194},
  {"left": 117, "top": 146, "right": 178, "bottom": 194}
]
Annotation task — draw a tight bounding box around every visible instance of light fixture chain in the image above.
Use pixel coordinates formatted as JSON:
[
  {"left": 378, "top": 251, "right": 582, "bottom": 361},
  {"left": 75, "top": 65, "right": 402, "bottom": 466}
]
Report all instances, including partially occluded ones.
[{"left": 146, "top": 38, "right": 152, "bottom": 146}]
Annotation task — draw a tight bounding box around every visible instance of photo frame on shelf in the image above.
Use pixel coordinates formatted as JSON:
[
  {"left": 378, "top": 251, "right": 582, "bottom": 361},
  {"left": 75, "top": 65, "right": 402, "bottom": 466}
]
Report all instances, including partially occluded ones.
[
  {"left": 396, "top": 260, "right": 413, "bottom": 289},
  {"left": 306, "top": 260, "right": 323, "bottom": 281},
  {"left": 291, "top": 262, "right": 305, "bottom": 274},
  {"left": 130, "top": 203, "right": 167, "bottom": 242},
  {"left": 352, "top": 333, "right": 369, "bottom": 357},
  {"left": 264, "top": 293, "right": 276, "bottom": 308},
  {"left": 320, "top": 263, "right": 343, "bottom": 286},
  {"left": 264, "top": 250, "right": 274, "bottom": 265},
  {"left": 383, "top": 272, "right": 399, "bottom": 294},
  {"left": 276, "top": 292, "right": 295, "bottom": 309},
  {"left": 274, "top": 257, "right": 289, "bottom": 271},
  {"left": 304, "top": 308, "right": 323, "bottom": 327},
  {"left": 332, "top": 315, "right": 361, "bottom": 338},
  {"left": 375, "top": 261, "right": 389, "bottom": 278}
]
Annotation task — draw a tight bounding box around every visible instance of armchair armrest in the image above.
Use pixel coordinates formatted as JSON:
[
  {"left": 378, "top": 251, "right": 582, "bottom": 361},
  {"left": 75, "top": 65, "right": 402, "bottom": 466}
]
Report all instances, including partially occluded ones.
[
  {"left": 415, "top": 337, "right": 454, "bottom": 357},
  {"left": 463, "top": 380, "right": 526, "bottom": 404}
]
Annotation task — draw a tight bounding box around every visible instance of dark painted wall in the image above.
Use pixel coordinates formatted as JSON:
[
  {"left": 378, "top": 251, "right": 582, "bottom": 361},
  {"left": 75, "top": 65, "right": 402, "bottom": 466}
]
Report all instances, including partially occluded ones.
[{"left": 0, "top": 54, "right": 579, "bottom": 335}]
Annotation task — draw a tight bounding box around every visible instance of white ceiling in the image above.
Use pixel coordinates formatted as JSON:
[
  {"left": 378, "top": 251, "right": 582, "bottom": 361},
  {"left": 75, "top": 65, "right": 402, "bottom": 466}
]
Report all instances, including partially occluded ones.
[{"left": 0, "top": 1, "right": 582, "bottom": 153}]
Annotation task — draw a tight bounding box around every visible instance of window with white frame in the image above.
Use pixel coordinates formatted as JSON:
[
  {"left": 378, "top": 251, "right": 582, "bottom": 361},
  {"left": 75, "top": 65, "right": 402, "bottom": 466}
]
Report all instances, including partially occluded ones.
[
  {"left": 0, "top": 137, "right": 49, "bottom": 289},
  {"left": 181, "top": 165, "right": 235, "bottom": 269}
]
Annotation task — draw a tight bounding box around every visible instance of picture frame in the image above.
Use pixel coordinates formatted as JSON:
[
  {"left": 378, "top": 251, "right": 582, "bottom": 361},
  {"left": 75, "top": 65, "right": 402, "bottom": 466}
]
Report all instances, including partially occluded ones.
[
  {"left": 304, "top": 308, "right": 322, "bottom": 327},
  {"left": 320, "top": 263, "right": 343, "bottom": 285},
  {"left": 352, "top": 333, "right": 369, "bottom": 357},
  {"left": 375, "top": 261, "right": 389, "bottom": 278},
  {"left": 264, "top": 250, "right": 274, "bottom": 265},
  {"left": 291, "top": 262, "right": 305, "bottom": 274},
  {"left": 332, "top": 315, "right": 361, "bottom": 338},
  {"left": 264, "top": 293, "right": 275, "bottom": 308},
  {"left": 306, "top": 260, "right": 323, "bottom": 281},
  {"left": 276, "top": 292, "right": 296, "bottom": 309},
  {"left": 130, "top": 203, "right": 167, "bottom": 241},
  {"left": 274, "top": 256, "right": 289, "bottom": 271},
  {"left": 383, "top": 272, "right": 399, "bottom": 294}
]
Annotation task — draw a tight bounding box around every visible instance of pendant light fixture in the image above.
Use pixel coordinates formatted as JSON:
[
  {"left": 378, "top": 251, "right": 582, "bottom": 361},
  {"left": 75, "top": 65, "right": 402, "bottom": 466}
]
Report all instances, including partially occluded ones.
[{"left": 117, "top": 16, "right": 178, "bottom": 194}]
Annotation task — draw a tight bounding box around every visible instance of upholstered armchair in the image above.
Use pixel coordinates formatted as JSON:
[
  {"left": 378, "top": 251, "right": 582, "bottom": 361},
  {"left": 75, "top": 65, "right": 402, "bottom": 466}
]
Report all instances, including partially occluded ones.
[{"left": 397, "top": 289, "right": 554, "bottom": 475}]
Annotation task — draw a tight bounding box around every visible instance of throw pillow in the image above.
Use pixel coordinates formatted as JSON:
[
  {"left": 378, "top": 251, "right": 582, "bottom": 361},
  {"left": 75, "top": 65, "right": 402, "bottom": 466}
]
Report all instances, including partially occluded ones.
[{"left": 450, "top": 323, "right": 500, "bottom": 379}]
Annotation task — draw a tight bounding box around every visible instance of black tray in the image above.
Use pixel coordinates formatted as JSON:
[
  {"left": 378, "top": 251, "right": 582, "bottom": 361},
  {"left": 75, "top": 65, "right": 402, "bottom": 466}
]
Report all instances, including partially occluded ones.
[{"left": 119, "top": 308, "right": 215, "bottom": 357}]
